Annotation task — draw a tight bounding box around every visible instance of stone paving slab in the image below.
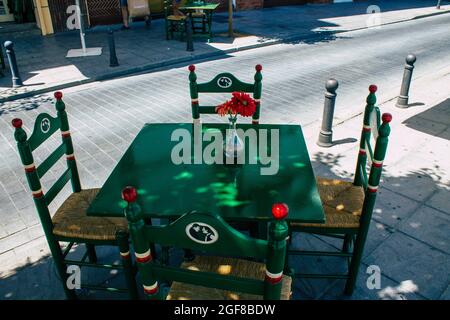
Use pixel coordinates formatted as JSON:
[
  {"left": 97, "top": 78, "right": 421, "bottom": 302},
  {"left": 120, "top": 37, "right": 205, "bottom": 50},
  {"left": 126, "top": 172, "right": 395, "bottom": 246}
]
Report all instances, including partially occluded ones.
[
  {"left": 363, "top": 232, "right": 449, "bottom": 300},
  {"left": 0, "top": 0, "right": 449, "bottom": 101}
]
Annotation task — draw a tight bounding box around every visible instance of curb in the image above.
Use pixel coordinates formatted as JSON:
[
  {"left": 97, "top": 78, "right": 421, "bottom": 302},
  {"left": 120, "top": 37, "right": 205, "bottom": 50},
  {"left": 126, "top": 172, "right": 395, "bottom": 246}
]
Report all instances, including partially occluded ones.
[{"left": 1, "top": 8, "right": 449, "bottom": 103}]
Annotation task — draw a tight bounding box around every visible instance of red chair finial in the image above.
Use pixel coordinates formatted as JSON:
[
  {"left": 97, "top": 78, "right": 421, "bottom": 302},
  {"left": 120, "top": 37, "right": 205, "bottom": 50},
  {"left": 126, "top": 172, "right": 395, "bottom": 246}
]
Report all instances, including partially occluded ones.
[
  {"left": 188, "top": 64, "right": 195, "bottom": 72},
  {"left": 54, "top": 91, "right": 63, "bottom": 100},
  {"left": 369, "top": 85, "right": 377, "bottom": 93},
  {"left": 12, "top": 118, "right": 23, "bottom": 129},
  {"left": 272, "top": 203, "right": 289, "bottom": 220},
  {"left": 382, "top": 113, "right": 392, "bottom": 124},
  {"left": 255, "top": 64, "right": 262, "bottom": 72},
  {"left": 122, "top": 186, "right": 137, "bottom": 203}
]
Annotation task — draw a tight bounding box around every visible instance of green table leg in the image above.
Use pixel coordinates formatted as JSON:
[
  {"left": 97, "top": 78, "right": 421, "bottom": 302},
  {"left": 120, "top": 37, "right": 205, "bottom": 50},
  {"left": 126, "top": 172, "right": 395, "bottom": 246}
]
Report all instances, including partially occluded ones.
[{"left": 207, "top": 11, "right": 213, "bottom": 42}]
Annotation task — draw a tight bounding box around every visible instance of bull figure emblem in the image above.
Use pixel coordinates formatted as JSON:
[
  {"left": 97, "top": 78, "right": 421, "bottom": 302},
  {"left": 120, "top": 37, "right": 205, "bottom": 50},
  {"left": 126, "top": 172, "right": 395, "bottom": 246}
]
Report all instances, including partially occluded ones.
[
  {"left": 41, "top": 118, "right": 51, "bottom": 133},
  {"left": 217, "top": 76, "right": 232, "bottom": 89},
  {"left": 186, "top": 222, "right": 219, "bottom": 244}
]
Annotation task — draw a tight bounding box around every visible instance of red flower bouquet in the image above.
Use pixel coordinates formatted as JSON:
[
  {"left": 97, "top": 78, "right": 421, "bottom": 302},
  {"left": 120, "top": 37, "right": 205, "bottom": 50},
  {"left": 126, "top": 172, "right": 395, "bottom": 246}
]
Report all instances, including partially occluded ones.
[
  {"left": 216, "top": 92, "right": 257, "bottom": 159},
  {"left": 216, "top": 92, "right": 256, "bottom": 120}
]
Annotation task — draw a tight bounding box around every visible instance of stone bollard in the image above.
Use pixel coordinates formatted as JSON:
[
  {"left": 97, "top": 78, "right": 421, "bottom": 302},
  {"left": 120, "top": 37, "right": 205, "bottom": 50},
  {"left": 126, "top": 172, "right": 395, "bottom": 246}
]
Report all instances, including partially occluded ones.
[
  {"left": 396, "top": 54, "right": 416, "bottom": 108},
  {"left": 186, "top": 15, "right": 194, "bottom": 52},
  {"left": 317, "top": 79, "right": 339, "bottom": 147},
  {"left": 4, "top": 41, "right": 23, "bottom": 88},
  {"left": 108, "top": 29, "right": 119, "bottom": 67}
]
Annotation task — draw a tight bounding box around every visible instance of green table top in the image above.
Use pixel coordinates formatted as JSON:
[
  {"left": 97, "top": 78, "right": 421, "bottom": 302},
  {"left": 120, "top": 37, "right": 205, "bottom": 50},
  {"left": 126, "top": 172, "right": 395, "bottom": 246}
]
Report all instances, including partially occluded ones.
[
  {"left": 87, "top": 123, "right": 324, "bottom": 223},
  {"left": 179, "top": 3, "right": 220, "bottom": 10}
]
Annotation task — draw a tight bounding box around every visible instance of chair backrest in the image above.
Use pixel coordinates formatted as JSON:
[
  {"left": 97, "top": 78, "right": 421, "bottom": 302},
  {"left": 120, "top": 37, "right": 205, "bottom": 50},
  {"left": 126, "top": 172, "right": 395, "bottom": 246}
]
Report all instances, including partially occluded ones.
[
  {"left": 164, "top": 0, "right": 187, "bottom": 17},
  {"left": 188, "top": 64, "right": 263, "bottom": 124},
  {"left": 121, "top": 186, "right": 288, "bottom": 300},
  {"left": 12, "top": 92, "right": 82, "bottom": 237},
  {"left": 353, "top": 85, "right": 392, "bottom": 223}
]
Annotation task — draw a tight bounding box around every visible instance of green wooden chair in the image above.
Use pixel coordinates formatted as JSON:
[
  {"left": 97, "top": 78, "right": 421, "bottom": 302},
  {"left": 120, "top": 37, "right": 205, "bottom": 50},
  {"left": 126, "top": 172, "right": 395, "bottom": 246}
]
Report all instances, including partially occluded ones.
[
  {"left": 286, "top": 85, "right": 392, "bottom": 295},
  {"left": 122, "top": 187, "right": 292, "bottom": 300},
  {"left": 12, "top": 92, "right": 138, "bottom": 300},
  {"left": 164, "top": 0, "right": 187, "bottom": 41},
  {"left": 188, "top": 64, "right": 263, "bottom": 124}
]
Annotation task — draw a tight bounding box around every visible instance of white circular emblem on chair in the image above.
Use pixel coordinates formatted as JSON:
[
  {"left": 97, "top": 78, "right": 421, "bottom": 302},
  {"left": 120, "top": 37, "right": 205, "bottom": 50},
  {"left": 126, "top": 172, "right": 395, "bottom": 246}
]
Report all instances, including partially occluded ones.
[
  {"left": 217, "top": 77, "right": 232, "bottom": 88},
  {"left": 185, "top": 222, "right": 219, "bottom": 244},
  {"left": 41, "top": 118, "right": 51, "bottom": 133}
]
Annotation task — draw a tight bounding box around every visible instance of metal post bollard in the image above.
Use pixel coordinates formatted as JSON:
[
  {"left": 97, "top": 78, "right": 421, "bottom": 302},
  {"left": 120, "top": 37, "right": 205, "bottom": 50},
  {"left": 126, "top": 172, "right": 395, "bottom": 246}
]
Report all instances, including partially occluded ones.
[
  {"left": 436, "top": 0, "right": 441, "bottom": 9},
  {"left": 396, "top": 54, "right": 416, "bottom": 108},
  {"left": 186, "top": 15, "right": 194, "bottom": 52},
  {"left": 4, "top": 41, "right": 23, "bottom": 88},
  {"left": 317, "top": 79, "right": 339, "bottom": 147},
  {"left": 108, "top": 29, "right": 119, "bottom": 67}
]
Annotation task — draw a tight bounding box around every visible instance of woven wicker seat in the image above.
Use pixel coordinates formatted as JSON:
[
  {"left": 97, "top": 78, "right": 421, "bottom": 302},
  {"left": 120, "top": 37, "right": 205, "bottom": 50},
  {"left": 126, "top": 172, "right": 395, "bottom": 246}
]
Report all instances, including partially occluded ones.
[
  {"left": 167, "top": 256, "right": 292, "bottom": 300},
  {"left": 167, "top": 15, "right": 186, "bottom": 21},
  {"left": 191, "top": 12, "right": 206, "bottom": 17},
  {"left": 292, "top": 177, "right": 365, "bottom": 229},
  {"left": 52, "top": 189, "right": 128, "bottom": 241}
]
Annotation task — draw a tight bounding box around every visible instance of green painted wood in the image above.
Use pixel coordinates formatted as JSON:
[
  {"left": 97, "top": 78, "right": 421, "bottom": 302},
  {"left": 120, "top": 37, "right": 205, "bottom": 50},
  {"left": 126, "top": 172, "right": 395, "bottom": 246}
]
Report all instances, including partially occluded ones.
[
  {"left": 346, "top": 116, "right": 391, "bottom": 295},
  {"left": 354, "top": 88, "right": 376, "bottom": 187},
  {"left": 28, "top": 113, "right": 61, "bottom": 152},
  {"left": 37, "top": 143, "right": 66, "bottom": 178},
  {"left": 164, "top": 0, "right": 187, "bottom": 41},
  {"left": 364, "top": 136, "right": 374, "bottom": 163},
  {"left": 55, "top": 96, "right": 82, "bottom": 193},
  {"left": 192, "top": 106, "right": 216, "bottom": 114},
  {"left": 179, "top": 3, "right": 220, "bottom": 10},
  {"left": 12, "top": 93, "right": 137, "bottom": 300},
  {"left": 144, "top": 211, "right": 268, "bottom": 259},
  {"left": 116, "top": 230, "right": 139, "bottom": 300},
  {"left": 197, "top": 73, "right": 254, "bottom": 93},
  {"left": 188, "top": 65, "right": 263, "bottom": 122},
  {"left": 123, "top": 195, "right": 289, "bottom": 300},
  {"left": 265, "top": 218, "right": 288, "bottom": 299},
  {"left": 88, "top": 123, "right": 324, "bottom": 225},
  {"left": 288, "top": 86, "right": 392, "bottom": 296},
  {"left": 45, "top": 168, "right": 72, "bottom": 205}
]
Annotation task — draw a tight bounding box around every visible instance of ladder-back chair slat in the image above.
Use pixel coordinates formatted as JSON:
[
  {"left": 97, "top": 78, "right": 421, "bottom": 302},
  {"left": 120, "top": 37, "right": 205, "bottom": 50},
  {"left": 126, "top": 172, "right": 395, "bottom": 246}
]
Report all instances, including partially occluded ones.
[
  {"left": 37, "top": 143, "right": 67, "bottom": 178},
  {"left": 45, "top": 168, "right": 72, "bottom": 205}
]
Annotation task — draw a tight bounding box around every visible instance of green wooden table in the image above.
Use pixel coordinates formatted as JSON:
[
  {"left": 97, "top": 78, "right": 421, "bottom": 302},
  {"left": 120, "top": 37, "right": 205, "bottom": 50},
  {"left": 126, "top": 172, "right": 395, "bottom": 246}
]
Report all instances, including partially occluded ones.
[
  {"left": 87, "top": 123, "right": 324, "bottom": 224},
  {"left": 179, "top": 2, "right": 220, "bottom": 42}
]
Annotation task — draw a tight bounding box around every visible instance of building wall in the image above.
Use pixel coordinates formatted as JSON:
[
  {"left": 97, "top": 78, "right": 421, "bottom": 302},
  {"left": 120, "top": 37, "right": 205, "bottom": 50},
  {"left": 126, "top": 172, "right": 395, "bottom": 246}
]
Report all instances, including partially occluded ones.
[
  {"left": 34, "top": 0, "right": 54, "bottom": 35},
  {"left": 237, "top": 0, "right": 263, "bottom": 10}
]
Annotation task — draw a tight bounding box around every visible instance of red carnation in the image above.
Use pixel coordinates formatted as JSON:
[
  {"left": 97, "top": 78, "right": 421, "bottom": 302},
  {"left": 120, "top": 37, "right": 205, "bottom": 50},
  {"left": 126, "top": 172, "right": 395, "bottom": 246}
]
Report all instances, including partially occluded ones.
[
  {"left": 215, "top": 100, "right": 236, "bottom": 116},
  {"left": 216, "top": 91, "right": 257, "bottom": 119},
  {"left": 230, "top": 92, "right": 256, "bottom": 117}
]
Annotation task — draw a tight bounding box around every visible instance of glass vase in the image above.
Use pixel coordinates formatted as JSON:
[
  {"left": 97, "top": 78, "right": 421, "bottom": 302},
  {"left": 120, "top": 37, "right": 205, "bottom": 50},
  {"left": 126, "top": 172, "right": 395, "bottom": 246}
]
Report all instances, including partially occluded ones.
[{"left": 224, "top": 116, "right": 244, "bottom": 159}]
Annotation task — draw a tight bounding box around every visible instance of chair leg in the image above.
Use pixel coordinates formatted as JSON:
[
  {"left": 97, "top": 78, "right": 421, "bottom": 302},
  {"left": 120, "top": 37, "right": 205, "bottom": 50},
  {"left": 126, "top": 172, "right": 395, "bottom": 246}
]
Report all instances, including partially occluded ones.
[
  {"left": 284, "top": 229, "right": 294, "bottom": 276},
  {"left": 342, "top": 234, "right": 352, "bottom": 253},
  {"left": 161, "top": 246, "right": 170, "bottom": 266},
  {"left": 50, "top": 239, "right": 77, "bottom": 299},
  {"left": 86, "top": 244, "right": 97, "bottom": 263},
  {"left": 344, "top": 234, "right": 365, "bottom": 296},
  {"left": 183, "top": 249, "right": 195, "bottom": 261},
  {"left": 117, "top": 231, "right": 139, "bottom": 300}
]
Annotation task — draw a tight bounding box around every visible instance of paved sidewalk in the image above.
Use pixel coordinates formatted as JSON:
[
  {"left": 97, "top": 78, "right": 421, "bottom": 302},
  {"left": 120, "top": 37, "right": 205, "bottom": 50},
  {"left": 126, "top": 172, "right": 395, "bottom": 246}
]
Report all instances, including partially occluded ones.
[
  {"left": 0, "top": 64, "right": 448, "bottom": 300},
  {"left": 1, "top": 0, "right": 449, "bottom": 102}
]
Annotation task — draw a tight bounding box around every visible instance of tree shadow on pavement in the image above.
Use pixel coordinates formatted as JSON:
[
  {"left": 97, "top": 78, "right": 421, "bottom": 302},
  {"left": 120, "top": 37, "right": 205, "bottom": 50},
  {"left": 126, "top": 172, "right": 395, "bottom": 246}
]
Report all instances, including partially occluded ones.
[
  {"left": 0, "top": 94, "right": 52, "bottom": 116},
  {"left": 402, "top": 98, "right": 450, "bottom": 140},
  {"left": 0, "top": 150, "right": 448, "bottom": 300},
  {"left": 296, "top": 150, "right": 449, "bottom": 300}
]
